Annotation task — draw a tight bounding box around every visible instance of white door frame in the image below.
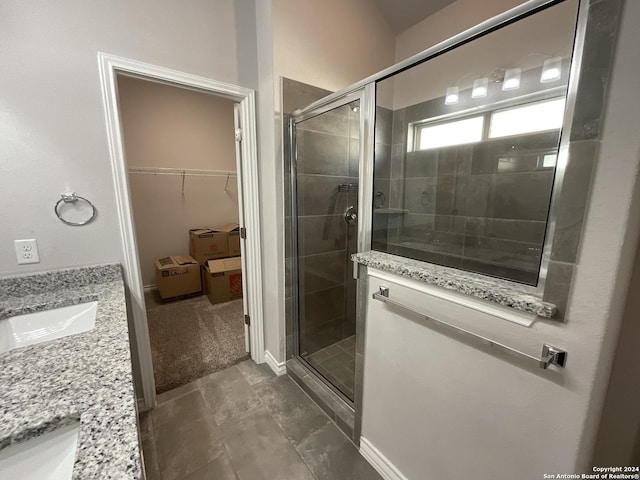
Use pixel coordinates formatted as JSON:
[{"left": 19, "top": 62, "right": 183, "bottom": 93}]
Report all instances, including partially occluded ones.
[{"left": 98, "top": 53, "right": 265, "bottom": 410}]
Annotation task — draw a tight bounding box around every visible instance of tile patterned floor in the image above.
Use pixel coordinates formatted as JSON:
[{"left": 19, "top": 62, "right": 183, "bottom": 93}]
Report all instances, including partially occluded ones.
[
  {"left": 303, "top": 336, "right": 356, "bottom": 400},
  {"left": 139, "top": 359, "right": 381, "bottom": 480}
]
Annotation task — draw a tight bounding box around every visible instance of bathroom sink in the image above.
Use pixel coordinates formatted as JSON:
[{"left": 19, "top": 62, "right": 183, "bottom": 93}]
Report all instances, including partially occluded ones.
[
  {"left": 0, "top": 301, "right": 98, "bottom": 354},
  {"left": 0, "top": 423, "right": 80, "bottom": 480}
]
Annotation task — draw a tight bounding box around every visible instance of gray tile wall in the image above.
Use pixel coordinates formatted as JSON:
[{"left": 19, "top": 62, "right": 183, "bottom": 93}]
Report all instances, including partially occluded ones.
[
  {"left": 374, "top": 95, "right": 559, "bottom": 285},
  {"left": 295, "top": 105, "right": 359, "bottom": 359},
  {"left": 283, "top": 78, "right": 333, "bottom": 362},
  {"left": 282, "top": 78, "right": 358, "bottom": 382}
]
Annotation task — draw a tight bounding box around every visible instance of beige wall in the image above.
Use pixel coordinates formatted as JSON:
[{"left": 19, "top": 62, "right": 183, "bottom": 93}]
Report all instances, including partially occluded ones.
[
  {"left": 117, "top": 76, "right": 239, "bottom": 286},
  {"left": 395, "top": 0, "right": 523, "bottom": 62},
  {"left": 272, "top": 0, "right": 396, "bottom": 103}
]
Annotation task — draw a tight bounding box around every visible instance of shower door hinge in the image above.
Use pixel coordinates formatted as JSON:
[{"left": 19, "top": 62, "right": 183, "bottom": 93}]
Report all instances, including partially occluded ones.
[
  {"left": 244, "top": 314, "right": 251, "bottom": 326},
  {"left": 240, "top": 227, "right": 247, "bottom": 239},
  {"left": 235, "top": 128, "right": 243, "bottom": 142},
  {"left": 353, "top": 260, "right": 360, "bottom": 280}
]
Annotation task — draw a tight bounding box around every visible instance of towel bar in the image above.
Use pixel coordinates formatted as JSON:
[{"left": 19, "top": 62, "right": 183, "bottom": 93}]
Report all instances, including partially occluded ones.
[{"left": 372, "top": 286, "right": 567, "bottom": 370}]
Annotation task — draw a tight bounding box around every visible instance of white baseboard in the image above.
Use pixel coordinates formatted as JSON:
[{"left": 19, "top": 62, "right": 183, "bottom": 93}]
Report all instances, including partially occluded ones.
[
  {"left": 264, "top": 350, "right": 287, "bottom": 376},
  {"left": 143, "top": 284, "right": 157, "bottom": 293},
  {"left": 360, "top": 437, "right": 408, "bottom": 480}
]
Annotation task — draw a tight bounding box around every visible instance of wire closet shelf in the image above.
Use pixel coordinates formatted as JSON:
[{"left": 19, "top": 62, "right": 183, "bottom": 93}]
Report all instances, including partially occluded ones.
[
  {"left": 128, "top": 166, "right": 238, "bottom": 191},
  {"left": 127, "top": 166, "right": 237, "bottom": 177}
]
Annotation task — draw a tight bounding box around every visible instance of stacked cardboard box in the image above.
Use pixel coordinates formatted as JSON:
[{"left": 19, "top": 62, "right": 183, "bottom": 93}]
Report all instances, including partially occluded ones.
[
  {"left": 188, "top": 222, "right": 242, "bottom": 305},
  {"left": 155, "top": 256, "right": 202, "bottom": 300},
  {"left": 202, "top": 256, "right": 243, "bottom": 304},
  {"left": 153, "top": 223, "right": 242, "bottom": 303},
  {"left": 189, "top": 223, "right": 241, "bottom": 263}
]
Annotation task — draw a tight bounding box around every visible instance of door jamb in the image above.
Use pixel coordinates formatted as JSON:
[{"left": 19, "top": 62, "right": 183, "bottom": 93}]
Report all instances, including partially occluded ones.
[{"left": 98, "top": 53, "right": 265, "bottom": 410}]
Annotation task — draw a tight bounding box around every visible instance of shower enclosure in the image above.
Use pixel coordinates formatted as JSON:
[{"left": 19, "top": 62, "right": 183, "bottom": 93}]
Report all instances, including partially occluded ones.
[
  {"left": 289, "top": 88, "right": 373, "bottom": 403},
  {"left": 287, "top": 0, "right": 583, "bottom": 425}
]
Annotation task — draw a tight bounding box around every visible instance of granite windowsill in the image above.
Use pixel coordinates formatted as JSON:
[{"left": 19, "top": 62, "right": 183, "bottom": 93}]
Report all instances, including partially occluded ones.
[
  {"left": 0, "top": 264, "right": 141, "bottom": 479},
  {"left": 352, "top": 250, "right": 556, "bottom": 319}
]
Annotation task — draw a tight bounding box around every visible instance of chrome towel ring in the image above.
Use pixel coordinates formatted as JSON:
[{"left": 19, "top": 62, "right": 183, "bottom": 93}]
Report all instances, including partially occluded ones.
[{"left": 54, "top": 192, "right": 97, "bottom": 226}]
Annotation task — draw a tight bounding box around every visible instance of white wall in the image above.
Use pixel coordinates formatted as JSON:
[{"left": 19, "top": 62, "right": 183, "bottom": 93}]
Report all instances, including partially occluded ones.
[
  {"left": 361, "top": 0, "right": 640, "bottom": 477},
  {"left": 593, "top": 234, "right": 640, "bottom": 464},
  {"left": 390, "top": 0, "right": 578, "bottom": 109},
  {"left": 117, "top": 76, "right": 239, "bottom": 287},
  {"left": 0, "top": 0, "right": 258, "bottom": 276},
  {"left": 254, "top": 0, "right": 284, "bottom": 362}
]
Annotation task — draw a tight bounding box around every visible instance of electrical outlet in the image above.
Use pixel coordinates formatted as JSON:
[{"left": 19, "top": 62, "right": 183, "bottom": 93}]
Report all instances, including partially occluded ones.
[{"left": 14, "top": 239, "right": 40, "bottom": 265}]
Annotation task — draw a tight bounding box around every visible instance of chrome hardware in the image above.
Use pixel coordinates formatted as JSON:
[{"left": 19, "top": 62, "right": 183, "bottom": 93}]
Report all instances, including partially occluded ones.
[
  {"left": 374, "top": 191, "right": 386, "bottom": 208},
  {"left": 54, "top": 192, "right": 97, "bottom": 227},
  {"left": 343, "top": 205, "right": 357, "bottom": 225},
  {"left": 338, "top": 183, "right": 358, "bottom": 192},
  {"left": 372, "top": 286, "right": 567, "bottom": 371},
  {"left": 240, "top": 227, "right": 247, "bottom": 239},
  {"left": 540, "top": 343, "right": 567, "bottom": 369},
  {"left": 352, "top": 260, "right": 360, "bottom": 280}
]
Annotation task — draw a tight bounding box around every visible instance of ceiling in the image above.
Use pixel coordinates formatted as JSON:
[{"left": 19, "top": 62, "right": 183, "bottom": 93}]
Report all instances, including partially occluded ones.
[{"left": 373, "top": 0, "right": 458, "bottom": 34}]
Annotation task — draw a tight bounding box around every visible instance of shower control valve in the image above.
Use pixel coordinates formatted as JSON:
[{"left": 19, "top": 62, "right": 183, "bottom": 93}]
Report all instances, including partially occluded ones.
[{"left": 343, "top": 205, "right": 357, "bottom": 225}]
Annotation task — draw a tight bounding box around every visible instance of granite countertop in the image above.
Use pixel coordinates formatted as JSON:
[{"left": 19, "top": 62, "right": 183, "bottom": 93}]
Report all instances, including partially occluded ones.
[
  {"left": 0, "top": 264, "right": 141, "bottom": 478},
  {"left": 353, "top": 250, "right": 556, "bottom": 318}
]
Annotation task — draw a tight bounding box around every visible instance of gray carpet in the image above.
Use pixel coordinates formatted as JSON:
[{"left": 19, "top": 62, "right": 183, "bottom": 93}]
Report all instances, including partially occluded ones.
[{"left": 145, "top": 291, "right": 248, "bottom": 394}]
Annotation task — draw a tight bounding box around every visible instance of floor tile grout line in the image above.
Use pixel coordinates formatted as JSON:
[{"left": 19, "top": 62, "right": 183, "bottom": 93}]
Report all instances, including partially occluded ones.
[
  {"left": 285, "top": 372, "right": 362, "bottom": 450},
  {"left": 220, "top": 441, "right": 241, "bottom": 480},
  {"left": 247, "top": 374, "right": 322, "bottom": 480}
]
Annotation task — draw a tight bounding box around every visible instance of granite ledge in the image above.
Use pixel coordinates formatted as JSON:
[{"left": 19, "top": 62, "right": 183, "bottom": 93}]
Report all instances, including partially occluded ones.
[{"left": 352, "top": 251, "right": 556, "bottom": 319}]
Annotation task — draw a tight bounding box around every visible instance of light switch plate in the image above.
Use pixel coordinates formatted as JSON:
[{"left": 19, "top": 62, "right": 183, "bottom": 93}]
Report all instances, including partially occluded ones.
[{"left": 14, "top": 239, "right": 40, "bottom": 265}]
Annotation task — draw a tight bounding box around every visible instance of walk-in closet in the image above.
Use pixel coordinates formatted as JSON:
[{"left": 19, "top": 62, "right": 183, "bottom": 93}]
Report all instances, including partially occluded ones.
[{"left": 117, "top": 75, "right": 247, "bottom": 394}]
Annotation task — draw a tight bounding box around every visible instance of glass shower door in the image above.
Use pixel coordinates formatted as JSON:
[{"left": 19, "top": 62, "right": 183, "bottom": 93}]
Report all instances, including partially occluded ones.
[{"left": 291, "top": 97, "right": 361, "bottom": 402}]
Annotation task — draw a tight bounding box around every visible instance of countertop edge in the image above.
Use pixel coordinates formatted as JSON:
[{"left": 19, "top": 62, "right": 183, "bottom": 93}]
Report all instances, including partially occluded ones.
[{"left": 352, "top": 251, "right": 557, "bottom": 319}]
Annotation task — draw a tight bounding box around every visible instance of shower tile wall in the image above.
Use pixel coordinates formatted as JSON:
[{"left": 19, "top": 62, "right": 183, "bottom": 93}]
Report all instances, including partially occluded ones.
[
  {"left": 374, "top": 93, "right": 560, "bottom": 286},
  {"left": 295, "top": 104, "right": 359, "bottom": 357},
  {"left": 283, "top": 79, "right": 358, "bottom": 366},
  {"left": 371, "top": 107, "right": 394, "bottom": 251},
  {"left": 283, "top": 78, "right": 332, "bottom": 361}
]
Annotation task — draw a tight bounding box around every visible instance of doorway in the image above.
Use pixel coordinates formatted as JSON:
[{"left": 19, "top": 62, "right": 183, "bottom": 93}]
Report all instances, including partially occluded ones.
[
  {"left": 116, "top": 75, "right": 247, "bottom": 394},
  {"left": 99, "top": 54, "right": 264, "bottom": 410}
]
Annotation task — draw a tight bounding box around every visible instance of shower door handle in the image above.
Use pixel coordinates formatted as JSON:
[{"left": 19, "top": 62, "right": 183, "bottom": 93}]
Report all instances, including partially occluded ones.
[{"left": 343, "top": 205, "right": 357, "bottom": 225}]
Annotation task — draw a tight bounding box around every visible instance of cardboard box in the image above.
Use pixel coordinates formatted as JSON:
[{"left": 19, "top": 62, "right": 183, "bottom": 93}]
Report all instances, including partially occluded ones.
[
  {"left": 189, "top": 228, "right": 229, "bottom": 264},
  {"left": 217, "top": 222, "right": 241, "bottom": 256},
  {"left": 203, "top": 256, "right": 243, "bottom": 304},
  {"left": 155, "top": 255, "right": 202, "bottom": 300}
]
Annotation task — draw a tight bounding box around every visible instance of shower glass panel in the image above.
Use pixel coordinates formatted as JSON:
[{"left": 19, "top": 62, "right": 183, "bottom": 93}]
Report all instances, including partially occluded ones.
[
  {"left": 292, "top": 99, "right": 360, "bottom": 402},
  {"left": 372, "top": 0, "right": 580, "bottom": 286}
]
